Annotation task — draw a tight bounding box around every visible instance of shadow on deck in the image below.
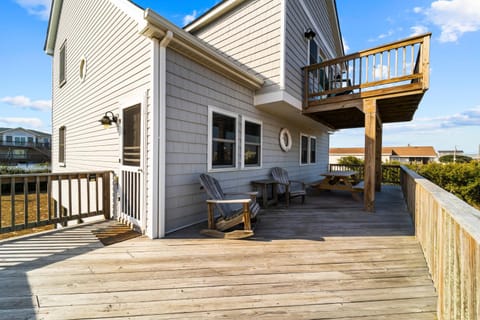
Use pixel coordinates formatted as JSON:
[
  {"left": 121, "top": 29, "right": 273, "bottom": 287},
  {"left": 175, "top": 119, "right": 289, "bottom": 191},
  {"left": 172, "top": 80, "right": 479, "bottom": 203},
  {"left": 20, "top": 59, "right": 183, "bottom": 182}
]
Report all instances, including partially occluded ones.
[{"left": 0, "top": 186, "right": 437, "bottom": 319}]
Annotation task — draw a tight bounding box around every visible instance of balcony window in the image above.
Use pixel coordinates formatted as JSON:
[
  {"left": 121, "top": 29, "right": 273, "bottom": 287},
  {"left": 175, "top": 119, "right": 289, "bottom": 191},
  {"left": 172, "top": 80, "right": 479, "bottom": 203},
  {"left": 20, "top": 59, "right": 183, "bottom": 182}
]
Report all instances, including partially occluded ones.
[
  {"left": 242, "top": 118, "right": 262, "bottom": 168},
  {"left": 208, "top": 107, "right": 238, "bottom": 171}
]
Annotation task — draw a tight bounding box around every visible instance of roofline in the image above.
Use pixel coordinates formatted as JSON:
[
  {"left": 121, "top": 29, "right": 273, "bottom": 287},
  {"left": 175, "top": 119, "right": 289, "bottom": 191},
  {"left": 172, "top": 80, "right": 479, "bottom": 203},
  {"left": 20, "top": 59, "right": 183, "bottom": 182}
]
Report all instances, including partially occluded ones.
[
  {"left": 184, "top": 0, "right": 244, "bottom": 33},
  {"left": 44, "top": 0, "right": 63, "bottom": 55},
  {"left": 0, "top": 127, "right": 51, "bottom": 137},
  {"left": 332, "top": 0, "right": 345, "bottom": 56},
  {"left": 142, "top": 9, "right": 264, "bottom": 90}
]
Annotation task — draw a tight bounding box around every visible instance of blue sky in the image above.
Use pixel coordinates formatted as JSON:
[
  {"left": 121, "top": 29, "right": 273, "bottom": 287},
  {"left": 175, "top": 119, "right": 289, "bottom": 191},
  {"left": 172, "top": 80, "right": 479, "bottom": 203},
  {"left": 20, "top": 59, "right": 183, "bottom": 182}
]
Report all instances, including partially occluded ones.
[{"left": 0, "top": 0, "right": 479, "bottom": 154}]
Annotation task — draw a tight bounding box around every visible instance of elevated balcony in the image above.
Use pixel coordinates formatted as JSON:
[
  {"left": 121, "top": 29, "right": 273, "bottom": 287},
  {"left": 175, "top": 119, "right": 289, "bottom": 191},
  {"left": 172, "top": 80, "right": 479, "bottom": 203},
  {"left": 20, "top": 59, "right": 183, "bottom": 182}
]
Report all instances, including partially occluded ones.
[{"left": 302, "top": 33, "right": 431, "bottom": 129}]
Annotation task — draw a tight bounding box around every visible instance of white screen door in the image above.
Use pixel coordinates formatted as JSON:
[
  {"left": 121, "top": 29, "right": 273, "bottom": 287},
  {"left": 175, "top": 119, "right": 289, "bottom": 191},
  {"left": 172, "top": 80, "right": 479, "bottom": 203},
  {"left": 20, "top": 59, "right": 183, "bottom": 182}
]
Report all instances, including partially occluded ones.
[{"left": 119, "top": 103, "right": 143, "bottom": 229}]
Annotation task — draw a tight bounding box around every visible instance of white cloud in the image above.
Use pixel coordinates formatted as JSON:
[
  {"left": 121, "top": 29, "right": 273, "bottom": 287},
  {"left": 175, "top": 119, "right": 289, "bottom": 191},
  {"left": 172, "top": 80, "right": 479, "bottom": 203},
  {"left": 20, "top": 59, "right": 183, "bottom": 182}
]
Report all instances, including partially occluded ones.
[
  {"left": 386, "top": 106, "right": 480, "bottom": 132},
  {"left": 410, "top": 25, "right": 429, "bottom": 37},
  {"left": 342, "top": 37, "right": 350, "bottom": 53},
  {"left": 183, "top": 10, "right": 197, "bottom": 26},
  {"left": 0, "top": 117, "right": 44, "bottom": 128},
  {"left": 413, "top": 7, "right": 423, "bottom": 14},
  {"left": 368, "top": 29, "right": 395, "bottom": 42},
  {"left": 14, "top": 0, "right": 51, "bottom": 20},
  {"left": 1, "top": 96, "right": 51, "bottom": 112},
  {"left": 419, "top": 0, "right": 480, "bottom": 42}
]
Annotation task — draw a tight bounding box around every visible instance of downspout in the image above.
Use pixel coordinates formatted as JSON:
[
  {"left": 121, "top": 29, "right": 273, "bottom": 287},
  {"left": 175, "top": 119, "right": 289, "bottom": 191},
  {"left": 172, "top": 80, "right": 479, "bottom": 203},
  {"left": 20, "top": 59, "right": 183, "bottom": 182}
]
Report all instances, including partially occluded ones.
[{"left": 157, "top": 30, "right": 173, "bottom": 238}]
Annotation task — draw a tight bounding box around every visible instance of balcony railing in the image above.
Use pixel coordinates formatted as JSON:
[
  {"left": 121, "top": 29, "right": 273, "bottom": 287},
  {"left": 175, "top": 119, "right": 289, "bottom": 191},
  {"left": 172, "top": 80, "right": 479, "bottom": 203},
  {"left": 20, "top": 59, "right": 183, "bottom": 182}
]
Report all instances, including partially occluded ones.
[
  {"left": 0, "top": 141, "right": 51, "bottom": 149},
  {"left": 303, "top": 33, "right": 430, "bottom": 108},
  {"left": 329, "top": 163, "right": 401, "bottom": 184},
  {"left": 400, "top": 166, "right": 480, "bottom": 319},
  {"left": 0, "top": 171, "right": 111, "bottom": 234}
]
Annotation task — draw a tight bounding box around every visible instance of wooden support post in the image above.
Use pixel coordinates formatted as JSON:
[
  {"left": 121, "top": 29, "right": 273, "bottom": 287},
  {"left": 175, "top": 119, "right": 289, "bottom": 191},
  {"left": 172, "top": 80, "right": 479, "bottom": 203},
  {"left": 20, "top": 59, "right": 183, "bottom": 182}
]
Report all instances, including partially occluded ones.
[
  {"left": 364, "top": 99, "right": 378, "bottom": 212},
  {"left": 375, "top": 115, "right": 383, "bottom": 192}
]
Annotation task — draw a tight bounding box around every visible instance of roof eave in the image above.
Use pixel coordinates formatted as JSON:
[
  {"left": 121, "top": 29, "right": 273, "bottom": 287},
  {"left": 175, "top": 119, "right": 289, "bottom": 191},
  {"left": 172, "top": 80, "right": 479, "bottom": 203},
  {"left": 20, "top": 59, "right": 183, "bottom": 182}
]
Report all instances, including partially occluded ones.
[
  {"left": 142, "top": 9, "right": 264, "bottom": 90},
  {"left": 44, "top": 0, "right": 64, "bottom": 55},
  {"left": 184, "top": 0, "right": 244, "bottom": 33}
]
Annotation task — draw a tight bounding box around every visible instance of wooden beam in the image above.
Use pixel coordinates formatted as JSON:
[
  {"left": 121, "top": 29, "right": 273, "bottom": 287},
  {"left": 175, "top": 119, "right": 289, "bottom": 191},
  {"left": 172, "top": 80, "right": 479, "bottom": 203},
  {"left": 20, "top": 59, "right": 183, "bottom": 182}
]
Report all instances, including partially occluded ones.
[
  {"left": 375, "top": 115, "right": 383, "bottom": 192},
  {"left": 364, "top": 99, "right": 377, "bottom": 212}
]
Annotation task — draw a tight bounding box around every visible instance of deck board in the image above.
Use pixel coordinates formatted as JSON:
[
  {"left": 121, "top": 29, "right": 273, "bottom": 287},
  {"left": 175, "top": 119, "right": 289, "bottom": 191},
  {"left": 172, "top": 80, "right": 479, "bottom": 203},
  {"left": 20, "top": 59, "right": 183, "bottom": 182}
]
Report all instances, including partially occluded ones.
[{"left": 0, "top": 186, "right": 437, "bottom": 319}]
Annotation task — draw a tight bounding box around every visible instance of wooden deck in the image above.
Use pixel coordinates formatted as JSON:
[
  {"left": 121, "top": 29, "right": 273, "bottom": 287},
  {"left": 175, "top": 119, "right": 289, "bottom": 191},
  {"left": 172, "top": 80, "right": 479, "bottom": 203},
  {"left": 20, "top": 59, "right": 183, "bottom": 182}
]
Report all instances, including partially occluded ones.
[{"left": 0, "top": 186, "right": 437, "bottom": 319}]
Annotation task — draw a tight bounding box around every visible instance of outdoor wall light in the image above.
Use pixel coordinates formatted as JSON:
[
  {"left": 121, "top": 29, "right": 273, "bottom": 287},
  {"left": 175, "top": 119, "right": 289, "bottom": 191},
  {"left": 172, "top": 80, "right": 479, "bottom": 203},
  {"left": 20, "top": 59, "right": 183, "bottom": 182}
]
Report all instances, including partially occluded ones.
[
  {"left": 99, "top": 111, "right": 119, "bottom": 129},
  {"left": 304, "top": 28, "right": 316, "bottom": 40}
]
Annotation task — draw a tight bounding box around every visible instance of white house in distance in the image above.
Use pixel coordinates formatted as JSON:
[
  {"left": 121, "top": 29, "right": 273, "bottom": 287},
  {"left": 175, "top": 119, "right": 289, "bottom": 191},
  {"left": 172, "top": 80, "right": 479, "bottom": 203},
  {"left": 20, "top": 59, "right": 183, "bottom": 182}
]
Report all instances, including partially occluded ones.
[
  {"left": 44, "top": 0, "right": 343, "bottom": 237},
  {"left": 330, "top": 146, "right": 438, "bottom": 164},
  {"left": 0, "top": 127, "right": 51, "bottom": 167},
  {"left": 44, "top": 0, "right": 430, "bottom": 237}
]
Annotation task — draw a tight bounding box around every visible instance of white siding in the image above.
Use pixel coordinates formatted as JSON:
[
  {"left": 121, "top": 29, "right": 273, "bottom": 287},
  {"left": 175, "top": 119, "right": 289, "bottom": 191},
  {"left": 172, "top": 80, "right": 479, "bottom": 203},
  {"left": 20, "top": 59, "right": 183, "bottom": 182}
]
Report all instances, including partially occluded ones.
[
  {"left": 284, "top": 0, "right": 343, "bottom": 101},
  {"left": 165, "top": 49, "right": 328, "bottom": 232},
  {"left": 191, "top": 0, "right": 283, "bottom": 94},
  {"left": 51, "top": 0, "right": 151, "bottom": 173}
]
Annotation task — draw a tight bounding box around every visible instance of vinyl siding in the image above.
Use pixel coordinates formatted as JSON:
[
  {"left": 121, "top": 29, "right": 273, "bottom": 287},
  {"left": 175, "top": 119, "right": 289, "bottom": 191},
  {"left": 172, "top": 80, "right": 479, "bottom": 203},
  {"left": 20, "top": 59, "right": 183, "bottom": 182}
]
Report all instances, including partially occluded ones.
[
  {"left": 165, "top": 49, "right": 328, "bottom": 232},
  {"left": 191, "top": 0, "right": 282, "bottom": 94},
  {"left": 51, "top": 0, "right": 151, "bottom": 173},
  {"left": 284, "top": 0, "right": 342, "bottom": 101}
]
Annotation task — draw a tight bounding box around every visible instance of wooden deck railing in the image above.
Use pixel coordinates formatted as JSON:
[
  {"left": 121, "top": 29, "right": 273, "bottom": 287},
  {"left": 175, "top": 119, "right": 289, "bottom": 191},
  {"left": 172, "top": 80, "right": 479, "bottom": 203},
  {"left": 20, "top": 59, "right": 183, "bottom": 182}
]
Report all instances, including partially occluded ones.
[
  {"left": 400, "top": 166, "right": 480, "bottom": 319},
  {"left": 0, "top": 171, "right": 111, "bottom": 234},
  {"left": 329, "top": 164, "right": 400, "bottom": 184},
  {"left": 303, "top": 33, "right": 431, "bottom": 108}
]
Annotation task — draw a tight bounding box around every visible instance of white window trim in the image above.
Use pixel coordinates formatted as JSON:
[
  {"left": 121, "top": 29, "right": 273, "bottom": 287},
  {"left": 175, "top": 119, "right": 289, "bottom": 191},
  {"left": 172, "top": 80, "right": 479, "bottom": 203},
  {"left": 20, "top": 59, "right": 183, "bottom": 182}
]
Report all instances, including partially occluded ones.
[
  {"left": 241, "top": 116, "right": 263, "bottom": 170},
  {"left": 207, "top": 106, "right": 239, "bottom": 172},
  {"left": 299, "top": 133, "right": 317, "bottom": 166}
]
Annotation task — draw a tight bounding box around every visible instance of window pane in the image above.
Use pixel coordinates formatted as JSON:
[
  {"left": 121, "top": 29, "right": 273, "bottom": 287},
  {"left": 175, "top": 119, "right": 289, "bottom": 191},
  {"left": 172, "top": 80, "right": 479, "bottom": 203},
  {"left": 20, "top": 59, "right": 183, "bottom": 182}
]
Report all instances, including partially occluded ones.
[
  {"left": 244, "top": 144, "right": 259, "bottom": 166},
  {"left": 213, "top": 113, "right": 235, "bottom": 140},
  {"left": 301, "top": 135, "right": 308, "bottom": 164},
  {"left": 211, "top": 111, "right": 236, "bottom": 168},
  {"left": 310, "top": 137, "right": 316, "bottom": 163},
  {"left": 245, "top": 121, "right": 261, "bottom": 144},
  {"left": 309, "top": 40, "right": 318, "bottom": 65},
  {"left": 212, "top": 141, "right": 235, "bottom": 167},
  {"left": 59, "top": 42, "right": 66, "bottom": 85},
  {"left": 123, "top": 104, "right": 141, "bottom": 166},
  {"left": 59, "top": 126, "right": 65, "bottom": 163}
]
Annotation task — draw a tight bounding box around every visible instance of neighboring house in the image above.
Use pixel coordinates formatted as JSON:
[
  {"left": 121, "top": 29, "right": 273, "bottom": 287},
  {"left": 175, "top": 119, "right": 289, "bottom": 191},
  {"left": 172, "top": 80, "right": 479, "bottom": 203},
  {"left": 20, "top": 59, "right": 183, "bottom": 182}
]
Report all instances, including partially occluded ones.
[
  {"left": 437, "top": 150, "right": 464, "bottom": 157},
  {"left": 44, "top": 0, "right": 430, "bottom": 237},
  {"left": 0, "top": 127, "right": 51, "bottom": 166},
  {"left": 330, "top": 146, "right": 438, "bottom": 164}
]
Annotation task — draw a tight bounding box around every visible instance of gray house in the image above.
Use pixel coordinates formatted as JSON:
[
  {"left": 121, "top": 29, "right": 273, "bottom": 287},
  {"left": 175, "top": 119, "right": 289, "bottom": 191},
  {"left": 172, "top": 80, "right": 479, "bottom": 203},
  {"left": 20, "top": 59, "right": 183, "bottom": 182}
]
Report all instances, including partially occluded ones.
[{"left": 44, "top": 0, "right": 344, "bottom": 238}]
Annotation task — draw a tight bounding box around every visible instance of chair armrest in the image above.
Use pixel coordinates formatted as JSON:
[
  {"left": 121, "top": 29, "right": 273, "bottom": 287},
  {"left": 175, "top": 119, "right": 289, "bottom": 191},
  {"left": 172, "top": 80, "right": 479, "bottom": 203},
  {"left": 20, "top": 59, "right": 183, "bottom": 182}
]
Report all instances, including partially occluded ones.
[
  {"left": 290, "top": 180, "right": 306, "bottom": 187},
  {"left": 224, "top": 192, "right": 258, "bottom": 197},
  {"left": 206, "top": 199, "right": 251, "bottom": 204}
]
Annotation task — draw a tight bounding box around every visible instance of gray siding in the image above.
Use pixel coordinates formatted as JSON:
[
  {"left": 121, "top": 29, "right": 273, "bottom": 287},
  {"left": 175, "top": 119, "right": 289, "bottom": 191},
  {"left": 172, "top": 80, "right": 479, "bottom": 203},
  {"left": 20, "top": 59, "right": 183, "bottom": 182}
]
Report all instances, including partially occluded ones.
[
  {"left": 191, "top": 0, "right": 283, "bottom": 94},
  {"left": 284, "top": 0, "right": 342, "bottom": 101},
  {"left": 51, "top": 0, "right": 151, "bottom": 172},
  {"left": 165, "top": 49, "right": 328, "bottom": 232}
]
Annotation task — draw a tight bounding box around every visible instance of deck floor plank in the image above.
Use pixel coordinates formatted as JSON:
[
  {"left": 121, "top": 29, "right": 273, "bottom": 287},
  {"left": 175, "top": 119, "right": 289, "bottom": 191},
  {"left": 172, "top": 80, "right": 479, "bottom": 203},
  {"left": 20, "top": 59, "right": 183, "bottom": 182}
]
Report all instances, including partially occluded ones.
[{"left": 0, "top": 186, "right": 437, "bottom": 319}]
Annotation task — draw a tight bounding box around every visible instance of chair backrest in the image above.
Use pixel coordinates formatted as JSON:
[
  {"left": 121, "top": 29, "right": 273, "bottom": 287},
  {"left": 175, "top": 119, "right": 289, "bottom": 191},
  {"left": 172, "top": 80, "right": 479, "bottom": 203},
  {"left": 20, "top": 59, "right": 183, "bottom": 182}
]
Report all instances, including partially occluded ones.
[
  {"left": 271, "top": 167, "right": 289, "bottom": 194},
  {"left": 199, "top": 174, "right": 234, "bottom": 218}
]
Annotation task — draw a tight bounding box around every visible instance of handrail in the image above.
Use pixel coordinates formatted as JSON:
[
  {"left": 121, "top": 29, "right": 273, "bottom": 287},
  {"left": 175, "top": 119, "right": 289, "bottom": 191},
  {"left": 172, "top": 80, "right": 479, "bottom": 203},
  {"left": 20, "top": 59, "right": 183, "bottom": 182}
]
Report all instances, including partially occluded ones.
[
  {"left": 303, "top": 33, "right": 431, "bottom": 108},
  {"left": 0, "top": 171, "right": 112, "bottom": 234},
  {"left": 328, "top": 163, "right": 401, "bottom": 184},
  {"left": 400, "top": 165, "right": 480, "bottom": 319}
]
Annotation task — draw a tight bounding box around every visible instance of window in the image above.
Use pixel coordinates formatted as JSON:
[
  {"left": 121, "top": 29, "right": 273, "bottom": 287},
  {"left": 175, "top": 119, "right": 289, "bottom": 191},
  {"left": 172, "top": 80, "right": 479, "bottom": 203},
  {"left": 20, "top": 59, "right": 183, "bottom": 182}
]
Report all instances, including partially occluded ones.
[
  {"left": 14, "top": 137, "right": 26, "bottom": 145},
  {"left": 208, "top": 107, "right": 238, "bottom": 171},
  {"left": 310, "top": 137, "right": 317, "bottom": 163},
  {"left": 242, "top": 118, "right": 262, "bottom": 168},
  {"left": 300, "top": 134, "right": 317, "bottom": 165},
  {"left": 309, "top": 40, "right": 318, "bottom": 65},
  {"left": 13, "top": 149, "right": 27, "bottom": 159},
  {"left": 59, "top": 126, "right": 66, "bottom": 165},
  {"left": 122, "top": 104, "right": 141, "bottom": 167},
  {"left": 6, "top": 136, "right": 12, "bottom": 143},
  {"left": 59, "top": 41, "right": 66, "bottom": 87},
  {"left": 301, "top": 135, "right": 309, "bottom": 164}
]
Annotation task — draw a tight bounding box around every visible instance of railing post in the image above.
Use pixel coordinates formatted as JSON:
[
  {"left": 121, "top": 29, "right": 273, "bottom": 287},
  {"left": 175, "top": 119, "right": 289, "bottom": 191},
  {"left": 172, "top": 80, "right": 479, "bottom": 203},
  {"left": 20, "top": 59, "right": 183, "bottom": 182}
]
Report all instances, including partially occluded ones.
[
  {"left": 103, "top": 172, "right": 111, "bottom": 219},
  {"left": 422, "top": 35, "right": 430, "bottom": 90}
]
